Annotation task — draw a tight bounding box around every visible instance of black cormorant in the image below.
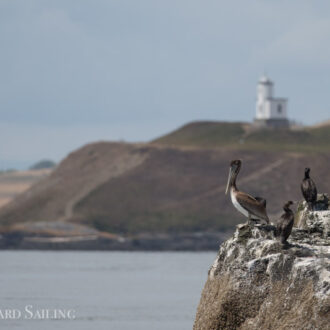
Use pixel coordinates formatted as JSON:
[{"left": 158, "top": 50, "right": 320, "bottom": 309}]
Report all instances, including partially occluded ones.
[
  {"left": 276, "top": 201, "right": 294, "bottom": 244},
  {"left": 301, "top": 168, "right": 317, "bottom": 210}
]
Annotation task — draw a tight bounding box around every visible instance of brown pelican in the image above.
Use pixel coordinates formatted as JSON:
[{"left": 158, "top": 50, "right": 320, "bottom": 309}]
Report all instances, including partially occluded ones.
[
  {"left": 276, "top": 201, "right": 294, "bottom": 244},
  {"left": 254, "top": 197, "right": 266, "bottom": 208},
  {"left": 225, "top": 160, "right": 270, "bottom": 225},
  {"left": 251, "top": 197, "right": 267, "bottom": 222},
  {"left": 301, "top": 168, "right": 317, "bottom": 210}
]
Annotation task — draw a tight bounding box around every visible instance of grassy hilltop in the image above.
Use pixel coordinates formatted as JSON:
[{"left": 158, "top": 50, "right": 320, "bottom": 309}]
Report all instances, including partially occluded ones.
[
  {"left": 154, "top": 121, "right": 330, "bottom": 152},
  {"left": 0, "top": 121, "right": 330, "bottom": 235}
]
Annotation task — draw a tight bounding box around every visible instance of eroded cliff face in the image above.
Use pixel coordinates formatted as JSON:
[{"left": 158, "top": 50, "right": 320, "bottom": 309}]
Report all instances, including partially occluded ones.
[{"left": 194, "top": 203, "right": 330, "bottom": 330}]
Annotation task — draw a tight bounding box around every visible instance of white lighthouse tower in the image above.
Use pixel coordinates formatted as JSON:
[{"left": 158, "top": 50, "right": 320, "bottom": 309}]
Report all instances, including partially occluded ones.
[{"left": 254, "top": 75, "right": 289, "bottom": 128}]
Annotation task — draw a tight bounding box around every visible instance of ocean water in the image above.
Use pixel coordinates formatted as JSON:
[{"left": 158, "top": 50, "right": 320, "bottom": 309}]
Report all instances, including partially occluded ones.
[{"left": 0, "top": 251, "right": 215, "bottom": 330}]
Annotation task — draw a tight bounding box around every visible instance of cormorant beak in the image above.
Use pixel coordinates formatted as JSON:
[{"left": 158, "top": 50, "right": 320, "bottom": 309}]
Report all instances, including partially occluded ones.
[{"left": 225, "top": 167, "right": 233, "bottom": 195}]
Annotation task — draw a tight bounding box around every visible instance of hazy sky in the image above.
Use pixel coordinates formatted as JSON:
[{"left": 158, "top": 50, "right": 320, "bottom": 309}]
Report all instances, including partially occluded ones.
[{"left": 1, "top": 1, "right": 330, "bottom": 169}]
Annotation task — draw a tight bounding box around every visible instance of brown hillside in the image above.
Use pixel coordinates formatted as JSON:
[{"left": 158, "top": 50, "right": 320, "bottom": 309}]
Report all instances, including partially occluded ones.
[
  {"left": 0, "top": 142, "right": 147, "bottom": 227},
  {"left": 0, "top": 169, "right": 51, "bottom": 208},
  {"left": 0, "top": 139, "right": 330, "bottom": 234}
]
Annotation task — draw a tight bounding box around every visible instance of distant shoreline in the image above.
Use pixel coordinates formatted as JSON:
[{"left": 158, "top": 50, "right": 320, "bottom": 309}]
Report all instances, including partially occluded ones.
[{"left": 0, "top": 231, "right": 230, "bottom": 251}]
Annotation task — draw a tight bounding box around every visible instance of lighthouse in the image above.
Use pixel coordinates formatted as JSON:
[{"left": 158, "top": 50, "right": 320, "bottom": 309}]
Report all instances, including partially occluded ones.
[{"left": 254, "top": 75, "right": 289, "bottom": 128}]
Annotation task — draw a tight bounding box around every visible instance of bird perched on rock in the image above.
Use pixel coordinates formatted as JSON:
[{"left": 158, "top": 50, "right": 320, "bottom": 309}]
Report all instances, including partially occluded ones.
[
  {"left": 276, "top": 201, "right": 294, "bottom": 244},
  {"left": 301, "top": 168, "right": 317, "bottom": 211},
  {"left": 225, "top": 159, "right": 269, "bottom": 225}
]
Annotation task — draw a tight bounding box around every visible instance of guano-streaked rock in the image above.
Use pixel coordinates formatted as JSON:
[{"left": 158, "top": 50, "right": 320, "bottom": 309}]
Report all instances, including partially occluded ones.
[{"left": 194, "top": 203, "right": 330, "bottom": 330}]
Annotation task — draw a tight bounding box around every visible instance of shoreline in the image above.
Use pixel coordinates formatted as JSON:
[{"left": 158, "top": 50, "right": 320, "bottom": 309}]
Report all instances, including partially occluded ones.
[{"left": 0, "top": 231, "right": 231, "bottom": 251}]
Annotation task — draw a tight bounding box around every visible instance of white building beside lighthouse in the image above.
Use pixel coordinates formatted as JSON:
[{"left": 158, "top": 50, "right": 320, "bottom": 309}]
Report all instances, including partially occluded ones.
[{"left": 254, "top": 75, "right": 289, "bottom": 128}]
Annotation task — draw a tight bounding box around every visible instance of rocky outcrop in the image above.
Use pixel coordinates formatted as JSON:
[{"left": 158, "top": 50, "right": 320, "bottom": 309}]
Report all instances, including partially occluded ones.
[{"left": 194, "top": 203, "right": 330, "bottom": 330}]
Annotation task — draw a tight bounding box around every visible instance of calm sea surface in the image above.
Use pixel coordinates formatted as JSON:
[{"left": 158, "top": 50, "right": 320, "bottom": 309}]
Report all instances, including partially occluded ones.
[{"left": 0, "top": 251, "right": 215, "bottom": 330}]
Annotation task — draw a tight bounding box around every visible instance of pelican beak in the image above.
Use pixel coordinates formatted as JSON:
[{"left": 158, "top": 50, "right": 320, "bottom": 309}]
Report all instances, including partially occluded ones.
[{"left": 225, "top": 167, "right": 233, "bottom": 195}]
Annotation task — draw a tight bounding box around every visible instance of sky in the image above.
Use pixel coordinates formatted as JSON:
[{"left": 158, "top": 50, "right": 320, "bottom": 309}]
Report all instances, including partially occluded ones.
[{"left": 1, "top": 0, "right": 330, "bottom": 169}]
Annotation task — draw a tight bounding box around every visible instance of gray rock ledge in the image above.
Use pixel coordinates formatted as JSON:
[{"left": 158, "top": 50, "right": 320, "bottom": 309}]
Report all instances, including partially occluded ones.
[{"left": 194, "top": 205, "right": 330, "bottom": 330}]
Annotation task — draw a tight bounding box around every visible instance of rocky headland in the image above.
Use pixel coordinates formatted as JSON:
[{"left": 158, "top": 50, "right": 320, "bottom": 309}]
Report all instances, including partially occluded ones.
[
  {"left": 2, "top": 121, "right": 330, "bottom": 242},
  {"left": 194, "top": 199, "right": 330, "bottom": 329}
]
